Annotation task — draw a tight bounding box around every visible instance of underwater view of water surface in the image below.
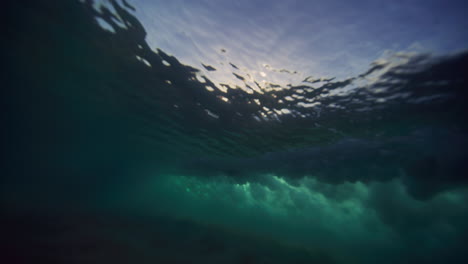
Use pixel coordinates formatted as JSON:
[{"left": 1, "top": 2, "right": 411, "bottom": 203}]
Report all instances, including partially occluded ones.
[{"left": 2, "top": 0, "right": 468, "bottom": 263}]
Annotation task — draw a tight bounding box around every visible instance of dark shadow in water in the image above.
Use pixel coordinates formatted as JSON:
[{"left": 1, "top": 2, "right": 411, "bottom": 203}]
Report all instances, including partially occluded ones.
[{"left": 1, "top": 205, "right": 336, "bottom": 264}]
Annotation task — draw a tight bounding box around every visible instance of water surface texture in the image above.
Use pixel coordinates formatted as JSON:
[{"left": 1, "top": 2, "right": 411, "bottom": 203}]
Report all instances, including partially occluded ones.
[{"left": 2, "top": 0, "right": 468, "bottom": 263}]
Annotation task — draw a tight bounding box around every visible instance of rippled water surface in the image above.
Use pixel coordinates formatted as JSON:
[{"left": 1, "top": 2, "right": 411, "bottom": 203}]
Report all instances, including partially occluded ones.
[{"left": 3, "top": 0, "right": 468, "bottom": 263}]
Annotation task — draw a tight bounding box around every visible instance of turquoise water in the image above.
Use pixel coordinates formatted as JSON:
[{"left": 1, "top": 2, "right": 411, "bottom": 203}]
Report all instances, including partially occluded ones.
[{"left": 2, "top": 0, "right": 468, "bottom": 263}]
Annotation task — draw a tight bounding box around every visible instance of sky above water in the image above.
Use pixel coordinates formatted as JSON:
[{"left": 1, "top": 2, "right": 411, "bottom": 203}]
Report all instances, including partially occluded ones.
[{"left": 121, "top": 0, "right": 468, "bottom": 89}]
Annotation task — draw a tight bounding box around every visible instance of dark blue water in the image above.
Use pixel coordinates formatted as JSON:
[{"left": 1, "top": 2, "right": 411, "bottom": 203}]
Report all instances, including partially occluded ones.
[{"left": 2, "top": 0, "right": 468, "bottom": 263}]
